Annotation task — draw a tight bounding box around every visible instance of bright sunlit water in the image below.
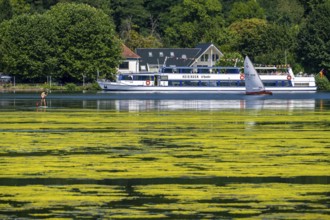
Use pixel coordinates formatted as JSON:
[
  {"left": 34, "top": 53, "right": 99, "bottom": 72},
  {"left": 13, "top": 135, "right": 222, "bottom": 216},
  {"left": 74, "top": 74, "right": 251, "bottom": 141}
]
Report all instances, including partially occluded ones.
[{"left": 0, "top": 91, "right": 329, "bottom": 219}]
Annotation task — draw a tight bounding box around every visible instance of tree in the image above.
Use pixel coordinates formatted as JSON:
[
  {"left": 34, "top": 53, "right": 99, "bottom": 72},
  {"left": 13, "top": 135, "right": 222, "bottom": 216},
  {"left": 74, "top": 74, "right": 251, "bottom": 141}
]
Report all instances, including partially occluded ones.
[
  {"left": 0, "top": 14, "right": 58, "bottom": 82},
  {"left": 254, "top": 24, "right": 297, "bottom": 65},
  {"left": 110, "top": 0, "right": 150, "bottom": 35},
  {"left": 298, "top": 0, "right": 327, "bottom": 15},
  {"left": 163, "top": 0, "right": 225, "bottom": 47},
  {"left": 228, "top": 18, "right": 268, "bottom": 57},
  {"left": 144, "top": 0, "right": 181, "bottom": 37},
  {"left": 45, "top": 3, "right": 122, "bottom": 82},
  {"left": 227, "top": 0, "right": 265, "bottom": 24},
  {"left": 0, "top": 0, "right": 13, "bottom": 23},
  {"left": 297, "top": 1, "right": 330, "bottom": 72},
  {"left": 11, "top": 0, "right": 31, "bottom": 15},
  {"left": 0, "top": 3, "right": 121, "bottom": 83},
  {"left": 258, "top": 0, "right": 304, "bottom": 26}
]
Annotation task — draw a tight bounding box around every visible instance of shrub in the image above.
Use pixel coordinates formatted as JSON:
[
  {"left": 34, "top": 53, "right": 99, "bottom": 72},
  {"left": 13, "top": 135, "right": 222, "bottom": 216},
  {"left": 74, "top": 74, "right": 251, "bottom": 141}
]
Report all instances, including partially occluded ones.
[
  {"left": 315, "top": 75, "right": 330, "bottom": 91},
  {"left": 65, "top": 83, "right": 78, "bottom": 91}
]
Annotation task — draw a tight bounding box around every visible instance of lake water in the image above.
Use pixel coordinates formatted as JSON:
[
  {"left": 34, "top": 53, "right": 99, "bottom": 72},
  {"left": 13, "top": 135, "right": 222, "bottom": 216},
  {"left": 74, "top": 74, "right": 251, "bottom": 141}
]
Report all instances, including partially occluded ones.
[{"left": 0, "top": 91, "right": 329, "bottom": 219}]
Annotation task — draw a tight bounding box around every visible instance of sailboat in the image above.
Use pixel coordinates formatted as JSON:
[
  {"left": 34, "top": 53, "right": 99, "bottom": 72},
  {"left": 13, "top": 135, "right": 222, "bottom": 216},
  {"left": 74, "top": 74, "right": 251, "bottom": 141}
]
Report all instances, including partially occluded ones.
[{"left": 244, "top": 56, "right": 273, "bottom": 95}]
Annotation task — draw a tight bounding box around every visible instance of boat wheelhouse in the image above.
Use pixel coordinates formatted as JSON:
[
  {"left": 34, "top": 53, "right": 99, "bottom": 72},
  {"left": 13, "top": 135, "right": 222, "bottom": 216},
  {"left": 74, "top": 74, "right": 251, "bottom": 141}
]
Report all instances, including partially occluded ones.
[{"left": 97, "top": 66, "right": 316, "bottom": 92}]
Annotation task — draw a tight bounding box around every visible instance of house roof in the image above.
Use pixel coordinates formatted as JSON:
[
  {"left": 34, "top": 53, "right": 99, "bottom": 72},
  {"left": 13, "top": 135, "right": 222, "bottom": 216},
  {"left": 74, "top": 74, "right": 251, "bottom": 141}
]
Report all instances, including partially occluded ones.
[
  {"left": 195, "top": 43, "right": 223, "bottom": 60},
  {"left": 136, "top": 43, "right": 223, "bottom": 67},
  {"left": 122, "top": 44, "right": 140, "bottom": 59},
  {"left": 136, "top": 48, "right": 200, "bottom": 67}
]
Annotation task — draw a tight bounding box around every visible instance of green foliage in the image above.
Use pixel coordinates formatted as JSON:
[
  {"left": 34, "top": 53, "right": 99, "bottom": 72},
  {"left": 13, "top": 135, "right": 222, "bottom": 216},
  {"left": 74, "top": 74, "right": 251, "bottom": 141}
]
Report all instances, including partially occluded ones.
[
  {"left": 297, "top": 1, "right": 330, "bottom": 72},
  {"left": 65, "top": 82, "right": 78, "bottom": 91},
  {"left": 123, "top": 30, "right": 162, "bottom": 50},
  {"left": 111, "top": 0, "right": 149, "bottom": 34},
  {"left": 228, "top": 18, "right": 268, "bottom": 57},
  {"left": 216, "top": 52, "right": 243, "bottom": 67},
  {"left": 228, "top": 19, "right": 297, "bottom": 65},
  {"left": 0, "top": 0, "right": 330, "bottom": 80},
  {"left": 164, "top": 0, "right": 224, "bottom": 47},
  {"left": 45, "top": 3, "right": 121, "bottom": 82},
  {"left": 84, "top": 82, "right": 102, "bottom": 91},
  {"left": 254, "top": 25, "right": 297, "bottom": 65},
  {"left": 0, "top": 3, "right": 121, "bottom": 83},
  {"left": 315, "top": 74, "right": 330, "bottom": 91},
  {"left": 259, "top": 0, "right": 304, "bottom": 25},
  {"left": 0, "top": 14, "right": 58, "bottom": 82},
  {"left": 0, "top": 0, "right": 13, "bottom": 23},
  {"left": 10, "top": 0, "right": 30, "bottom": 15},
  {"left": 227, "top": 0, "right": 265, "bottom": 24}
]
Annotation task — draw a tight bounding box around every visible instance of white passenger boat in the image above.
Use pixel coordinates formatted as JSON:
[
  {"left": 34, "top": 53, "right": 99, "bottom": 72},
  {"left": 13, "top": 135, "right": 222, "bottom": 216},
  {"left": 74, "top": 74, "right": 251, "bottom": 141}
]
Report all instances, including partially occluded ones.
[{"left": 97, "top": 65, "right": 317, "bottom": 93}]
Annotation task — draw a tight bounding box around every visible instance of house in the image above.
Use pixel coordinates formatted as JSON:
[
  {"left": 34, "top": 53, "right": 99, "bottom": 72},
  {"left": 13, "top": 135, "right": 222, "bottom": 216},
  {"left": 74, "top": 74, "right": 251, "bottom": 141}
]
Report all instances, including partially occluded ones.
[
  {"left": 118, "top": 44, "right": 141, "bottom": 73},
  {"left": 136, "top": 43, "right": 223, "bottom": 72}
]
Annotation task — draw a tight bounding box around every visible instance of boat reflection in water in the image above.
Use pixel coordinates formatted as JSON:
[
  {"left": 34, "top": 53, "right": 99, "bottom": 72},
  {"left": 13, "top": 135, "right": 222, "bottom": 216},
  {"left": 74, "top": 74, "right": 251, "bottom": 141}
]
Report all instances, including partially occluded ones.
[{"left": 96, "top": 99, "right": 316, "bottom": 111}]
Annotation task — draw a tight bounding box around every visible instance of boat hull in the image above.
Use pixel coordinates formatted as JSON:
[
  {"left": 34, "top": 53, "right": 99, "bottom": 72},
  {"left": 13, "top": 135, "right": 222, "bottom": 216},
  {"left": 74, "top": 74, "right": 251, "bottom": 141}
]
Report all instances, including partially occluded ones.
[{"left": 97, "top": 81, "right": 316, "bottom": 93}]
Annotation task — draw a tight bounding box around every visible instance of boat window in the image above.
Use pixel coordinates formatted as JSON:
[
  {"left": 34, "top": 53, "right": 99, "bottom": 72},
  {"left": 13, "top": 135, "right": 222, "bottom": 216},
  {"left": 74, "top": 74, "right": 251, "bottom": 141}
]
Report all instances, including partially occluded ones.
[
  {"left": 121, "top": 75, "right": 134, "bottom": 80},
  {"left": 133, "top": 75, "right": 154, "bottom": 81},
  {"left": 160, "top": 75, "right": 168, "bottom": 80},
  {"left": 198, "top": 68, "right": 209, "bottom": 73},
  {"left": 226, "top": 68, "right": 240, "bottom": 74},
  {"left": 294, "top": 83, "right": 309, "bottom": 87},
  {"left": 179, "top": 68, "right": 192, "bottom": 73},
  {"left": 263, "top": 81, "right": 278, "bottom": 87},
  {"left": 219, "top": 81, "right": 237, "bottom": 87},
  {"left": 168, "top": 80, "right": 181, "bottom": 86},
  {"left": 162, "top": 68, "right": 172, "bottom": 73},
  {"left": 181, "top": 81, "right": 199, "bottom": 86},
  {"left": 200, "top": 81, "right": 209, "bottom": 86},
  {"left": 209, "top": 81, "right": 218, "bottom": 87}
]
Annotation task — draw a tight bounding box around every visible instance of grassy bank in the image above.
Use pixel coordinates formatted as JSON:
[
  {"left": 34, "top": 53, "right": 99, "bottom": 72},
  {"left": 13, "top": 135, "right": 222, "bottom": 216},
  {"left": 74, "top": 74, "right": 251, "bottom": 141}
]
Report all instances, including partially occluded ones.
[{"left": 0, "top": 82, "right": 101, "bottom": 92}]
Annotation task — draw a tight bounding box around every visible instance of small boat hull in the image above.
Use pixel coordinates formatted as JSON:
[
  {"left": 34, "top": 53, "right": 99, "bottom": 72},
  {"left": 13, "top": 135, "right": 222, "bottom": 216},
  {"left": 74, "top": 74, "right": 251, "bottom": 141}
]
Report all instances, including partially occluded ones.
[{"left": 246, "top": 90, "right": 273, "bottom": 95}]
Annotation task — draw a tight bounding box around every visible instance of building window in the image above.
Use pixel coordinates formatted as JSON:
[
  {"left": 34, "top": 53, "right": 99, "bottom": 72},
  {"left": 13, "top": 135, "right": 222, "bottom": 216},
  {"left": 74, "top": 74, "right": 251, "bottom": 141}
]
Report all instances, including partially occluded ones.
[
  {"left": 201, "top": 54, "right": 209, "bottom": 62},
  {"left": 119, "top": 61, "right": 129, "bottom": 69},
  {"left": 182, "top": 54, "right": 187, "bottom": 59},
  {"left": 159, "top": 52, "right": 164, "bottom": 57},
  {"left": 148, "top": 52, "right": 153, "bottom": 57},
  {"left": 141, "top": 65, "right": 146, "bottom": 71},
  {"left": 170, "top": 52, "right": 175, "bottom": 57},
  {"left": 212, "top": 54, "right": 219, "bottom": 61}
]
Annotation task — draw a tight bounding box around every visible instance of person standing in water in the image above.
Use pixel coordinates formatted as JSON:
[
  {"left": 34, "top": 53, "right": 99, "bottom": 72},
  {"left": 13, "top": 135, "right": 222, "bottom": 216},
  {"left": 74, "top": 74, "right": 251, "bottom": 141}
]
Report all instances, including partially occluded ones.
[{"left": 40, "top": 91, "right": 47, "bottom": 106}]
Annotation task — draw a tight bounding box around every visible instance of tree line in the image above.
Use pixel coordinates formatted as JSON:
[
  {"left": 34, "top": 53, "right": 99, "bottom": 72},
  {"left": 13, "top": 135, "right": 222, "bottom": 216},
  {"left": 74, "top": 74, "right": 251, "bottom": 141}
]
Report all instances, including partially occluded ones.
[{"left": 0, "top": 0, "right": 329, "bottom": 83}]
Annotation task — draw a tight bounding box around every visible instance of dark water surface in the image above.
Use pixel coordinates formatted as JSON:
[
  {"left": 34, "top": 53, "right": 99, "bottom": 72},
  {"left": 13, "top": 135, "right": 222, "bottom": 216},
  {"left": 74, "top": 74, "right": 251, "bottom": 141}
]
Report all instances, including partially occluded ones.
[
  {"left": 0, "top": 91, "right": 329, "bottom": 219},
  {"left": 1, "top": 91, "right": 330, "bottom": 111}
]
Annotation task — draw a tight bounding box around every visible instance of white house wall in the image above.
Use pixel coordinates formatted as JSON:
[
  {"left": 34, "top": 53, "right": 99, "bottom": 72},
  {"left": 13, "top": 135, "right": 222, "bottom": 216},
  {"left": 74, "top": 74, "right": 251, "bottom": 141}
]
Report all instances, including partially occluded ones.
[{"left": 118, "top": 60, "right": 139, "bottom": 73}]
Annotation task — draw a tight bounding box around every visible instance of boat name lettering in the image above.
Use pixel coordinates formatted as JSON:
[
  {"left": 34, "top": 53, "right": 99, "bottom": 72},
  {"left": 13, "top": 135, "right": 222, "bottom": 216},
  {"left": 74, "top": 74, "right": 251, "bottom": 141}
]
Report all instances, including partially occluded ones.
[
  {"left": 181, "top": 75, "right": 212, "bottom": 79},
  {"left": 182, "top": 75, "right": 199, "bottom": 79}
]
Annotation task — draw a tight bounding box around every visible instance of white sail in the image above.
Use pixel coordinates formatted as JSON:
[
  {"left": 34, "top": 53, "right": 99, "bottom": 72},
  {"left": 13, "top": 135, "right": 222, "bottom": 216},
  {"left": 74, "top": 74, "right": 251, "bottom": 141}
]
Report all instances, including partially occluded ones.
[{"left": 244, "top": 56, "right": 272, "bottom": 95}]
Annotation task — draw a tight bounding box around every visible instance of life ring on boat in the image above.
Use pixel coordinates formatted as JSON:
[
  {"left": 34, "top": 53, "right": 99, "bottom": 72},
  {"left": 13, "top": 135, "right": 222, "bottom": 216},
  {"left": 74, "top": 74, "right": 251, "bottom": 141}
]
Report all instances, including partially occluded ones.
[
  {"left": 240, "top": 74, "right": 245, "bottom": 80},
  {"left": 146, "top": 80, "right": 151, "bottom": 86},
  {"left": 287, "top": 75, "right": 292, "bottom": 81}
]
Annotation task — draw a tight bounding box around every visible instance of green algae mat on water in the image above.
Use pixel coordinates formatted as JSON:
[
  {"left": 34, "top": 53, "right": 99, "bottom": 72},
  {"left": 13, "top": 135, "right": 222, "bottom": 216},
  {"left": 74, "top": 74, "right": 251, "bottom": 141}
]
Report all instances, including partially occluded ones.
[{"left": 0, "top": 109, "right": 329, "bottom": 219}]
